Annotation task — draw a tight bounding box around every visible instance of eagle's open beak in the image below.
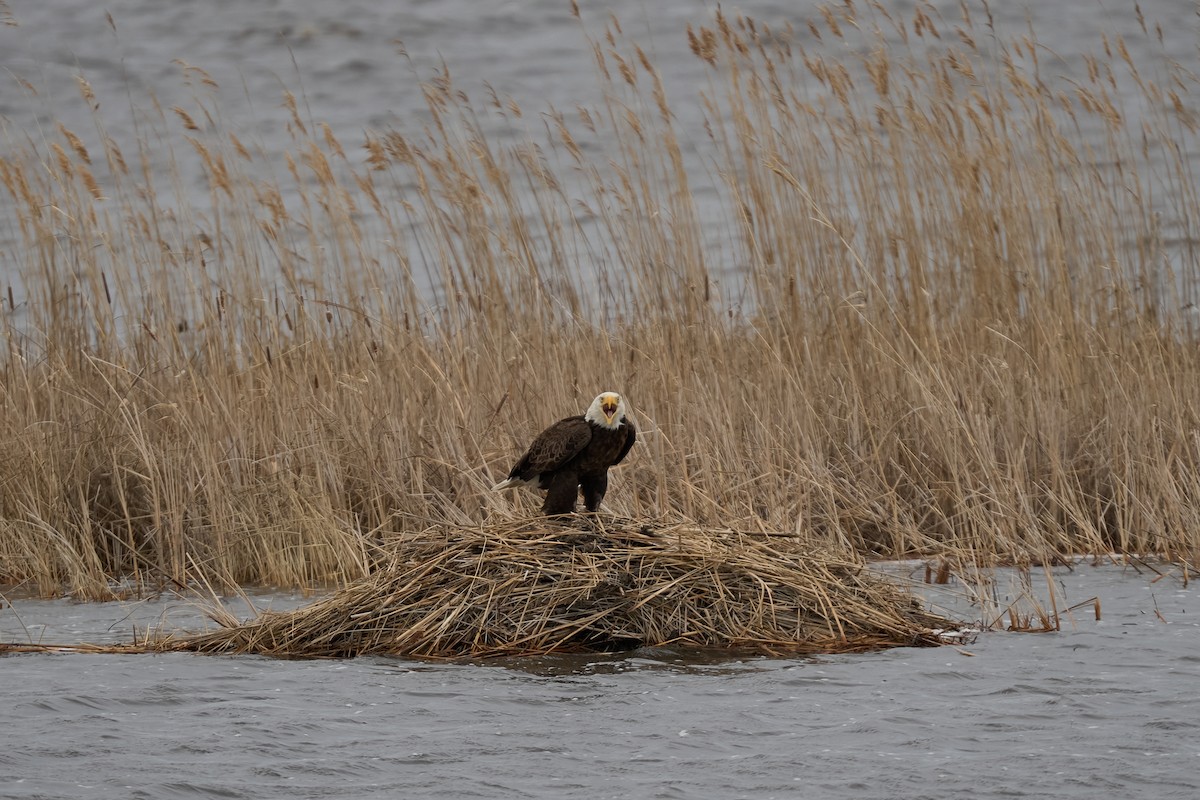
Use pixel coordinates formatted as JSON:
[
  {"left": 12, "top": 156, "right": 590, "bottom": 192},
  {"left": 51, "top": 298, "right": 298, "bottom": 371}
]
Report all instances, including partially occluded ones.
[{"left": 601, "top": 400, "right": 618, "bottom": 421}]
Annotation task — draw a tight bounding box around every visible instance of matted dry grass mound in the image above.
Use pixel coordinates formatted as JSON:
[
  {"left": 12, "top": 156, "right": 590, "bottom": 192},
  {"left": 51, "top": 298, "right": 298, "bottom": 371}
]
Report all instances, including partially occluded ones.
[{"left": 153, "top": 519, "right": 956, "bottom": 658}]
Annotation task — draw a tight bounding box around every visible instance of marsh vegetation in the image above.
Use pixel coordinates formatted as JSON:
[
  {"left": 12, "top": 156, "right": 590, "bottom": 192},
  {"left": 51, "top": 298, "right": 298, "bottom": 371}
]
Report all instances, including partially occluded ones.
[{"left": 2, "top": 2, "right": 1199, "bottom": 600}]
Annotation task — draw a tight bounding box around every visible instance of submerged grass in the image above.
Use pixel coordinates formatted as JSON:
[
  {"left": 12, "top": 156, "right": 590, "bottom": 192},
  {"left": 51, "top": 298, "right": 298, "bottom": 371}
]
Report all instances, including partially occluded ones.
[{"left": 1, "top": 3, "right": 1200, "bottom": 599}]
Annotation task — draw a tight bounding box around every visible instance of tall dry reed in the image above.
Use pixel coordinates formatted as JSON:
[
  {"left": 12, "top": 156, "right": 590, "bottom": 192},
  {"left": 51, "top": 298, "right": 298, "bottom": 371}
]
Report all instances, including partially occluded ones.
[{"left": 1, "top": 3, "right": 1199, "bottom": 598}]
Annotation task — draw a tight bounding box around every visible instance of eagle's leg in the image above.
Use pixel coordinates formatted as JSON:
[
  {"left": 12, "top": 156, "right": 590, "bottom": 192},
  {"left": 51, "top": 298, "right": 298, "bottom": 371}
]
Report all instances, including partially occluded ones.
[
  {"left": 580, "top": 472, "right": 608, "bottom": 513},
  {"left": 542, "top": 470, "right": 580, "bottom": 515}
]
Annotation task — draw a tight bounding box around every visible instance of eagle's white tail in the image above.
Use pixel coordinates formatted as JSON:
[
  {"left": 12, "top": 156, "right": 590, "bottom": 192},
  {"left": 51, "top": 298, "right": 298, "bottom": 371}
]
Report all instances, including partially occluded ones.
[{"left": 491, "top": 477, "right": 523, "bottom": 491}]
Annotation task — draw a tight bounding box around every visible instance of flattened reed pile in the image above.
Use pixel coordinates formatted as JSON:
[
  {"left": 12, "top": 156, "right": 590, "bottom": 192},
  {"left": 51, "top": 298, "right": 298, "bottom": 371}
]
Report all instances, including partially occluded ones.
[{"left": 155, "top": 520, "right": 954, "bottom": 658}]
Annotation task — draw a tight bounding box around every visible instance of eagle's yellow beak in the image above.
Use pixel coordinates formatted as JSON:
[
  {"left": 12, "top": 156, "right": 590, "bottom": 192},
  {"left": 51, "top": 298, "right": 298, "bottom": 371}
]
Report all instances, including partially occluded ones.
[{"left": 600, "top": 395, "right": 619, "bottom": 422}]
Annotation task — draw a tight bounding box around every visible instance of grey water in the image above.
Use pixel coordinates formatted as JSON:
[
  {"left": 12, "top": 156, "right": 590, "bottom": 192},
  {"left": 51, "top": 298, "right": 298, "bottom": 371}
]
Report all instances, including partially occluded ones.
[{"left": 3, "top": 563, "right": 1200, "bottom": 800}]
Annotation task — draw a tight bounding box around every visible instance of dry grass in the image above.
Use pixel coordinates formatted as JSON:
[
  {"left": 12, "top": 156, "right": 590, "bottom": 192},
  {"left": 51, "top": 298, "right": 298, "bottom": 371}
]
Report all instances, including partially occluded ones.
[
  {"left": 2, "top": 518, "right": 957, "bottom": 658},
  {"left": 1, "top": 3, "right": 1200, "bottom": 599}
]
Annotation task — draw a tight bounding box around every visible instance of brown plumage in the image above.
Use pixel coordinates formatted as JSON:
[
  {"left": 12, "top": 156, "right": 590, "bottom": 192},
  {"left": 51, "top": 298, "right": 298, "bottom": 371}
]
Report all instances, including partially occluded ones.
[{"left": 492, "top": 391, "right": 637, "bottom": 515}]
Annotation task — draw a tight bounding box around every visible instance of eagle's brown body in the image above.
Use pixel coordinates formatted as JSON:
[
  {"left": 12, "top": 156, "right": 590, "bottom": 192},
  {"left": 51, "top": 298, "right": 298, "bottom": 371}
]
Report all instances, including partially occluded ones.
[{"left": 493, "top": 392, "right": 637, "bottom": 515}]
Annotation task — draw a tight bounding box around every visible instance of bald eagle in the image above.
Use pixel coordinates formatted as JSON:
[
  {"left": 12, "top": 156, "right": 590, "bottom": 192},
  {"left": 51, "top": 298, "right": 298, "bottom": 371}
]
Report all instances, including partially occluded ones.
[{"left": 492, "top": 391, "right": 637, "bottom": 515}]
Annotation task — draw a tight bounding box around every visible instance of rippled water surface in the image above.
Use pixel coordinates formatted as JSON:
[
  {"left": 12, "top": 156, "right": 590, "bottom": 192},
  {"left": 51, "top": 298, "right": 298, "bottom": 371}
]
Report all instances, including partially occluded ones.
[{"left": 3, "top": 564, "right": 1199, "bottom": 800}]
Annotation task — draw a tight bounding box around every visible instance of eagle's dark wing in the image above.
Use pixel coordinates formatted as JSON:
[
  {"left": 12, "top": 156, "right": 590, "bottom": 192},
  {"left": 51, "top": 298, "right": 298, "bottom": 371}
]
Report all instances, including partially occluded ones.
[
  {"left": 613, "top": 418, "right": 637, "bottom": 465},
  {"left": 512, "top": 415, "right": 593, "bottom": 476}
]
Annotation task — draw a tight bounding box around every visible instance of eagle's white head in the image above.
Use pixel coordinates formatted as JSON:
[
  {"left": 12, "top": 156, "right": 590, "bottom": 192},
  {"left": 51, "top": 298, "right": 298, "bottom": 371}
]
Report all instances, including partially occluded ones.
[{"left": 584, "top": 391, "right": 627, "bottom": 430}]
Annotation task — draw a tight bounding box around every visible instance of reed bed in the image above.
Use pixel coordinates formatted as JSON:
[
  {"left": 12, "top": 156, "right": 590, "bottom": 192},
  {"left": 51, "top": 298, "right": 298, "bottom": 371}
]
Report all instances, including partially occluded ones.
[
  {"left": 3, "top": 518, "right": 956, "bottom": 658},
  {"left": 1, "top": 3, "right": 1200, "bottom": 599}
]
